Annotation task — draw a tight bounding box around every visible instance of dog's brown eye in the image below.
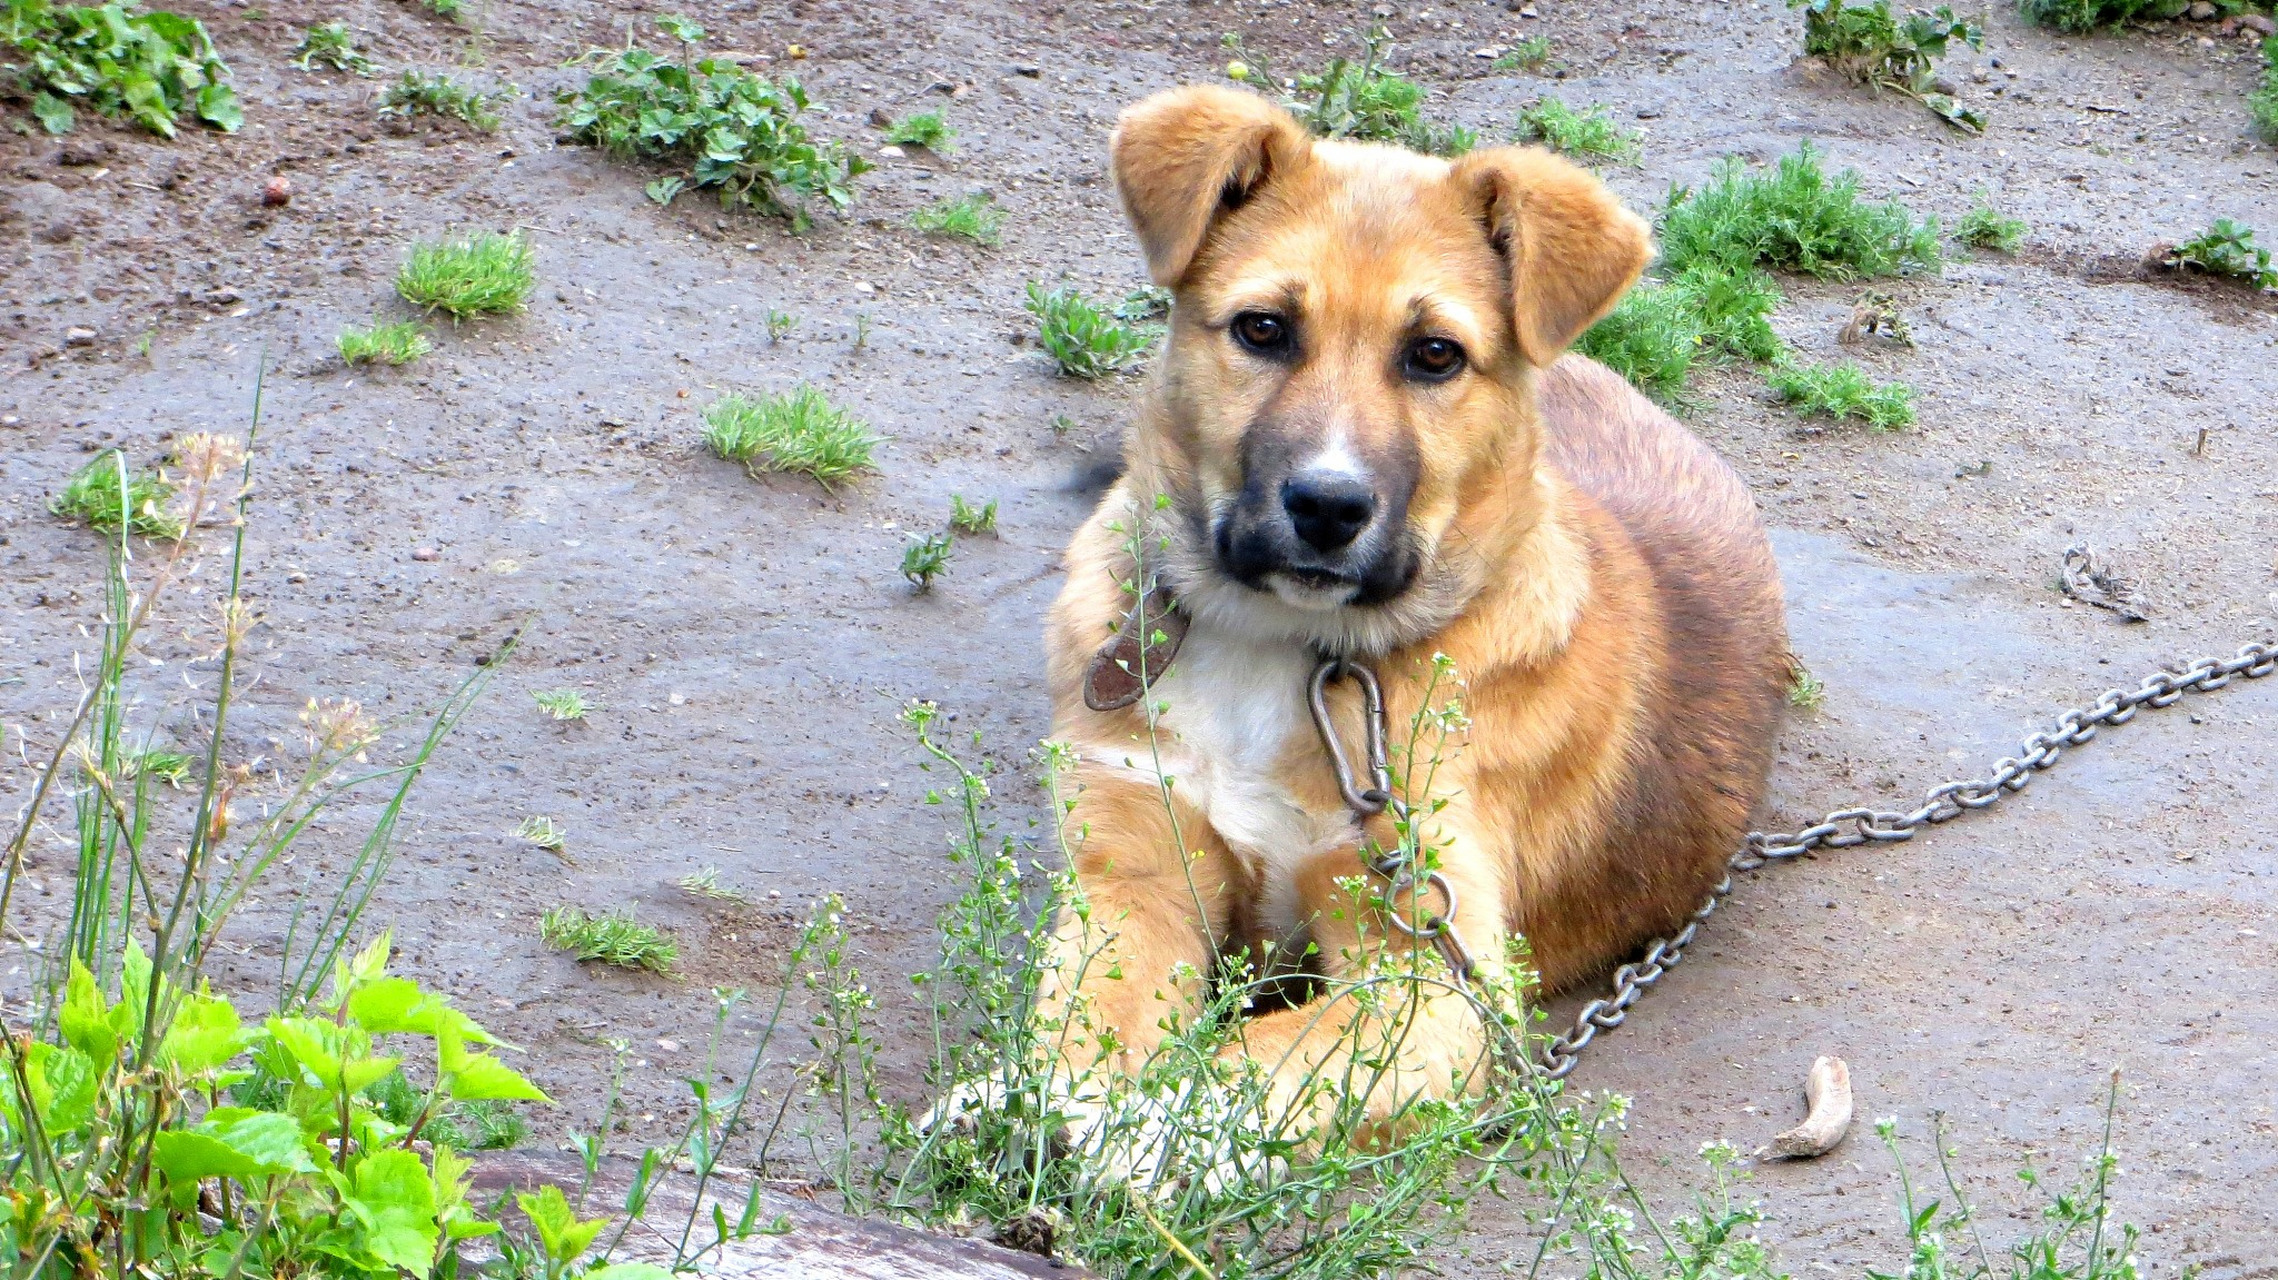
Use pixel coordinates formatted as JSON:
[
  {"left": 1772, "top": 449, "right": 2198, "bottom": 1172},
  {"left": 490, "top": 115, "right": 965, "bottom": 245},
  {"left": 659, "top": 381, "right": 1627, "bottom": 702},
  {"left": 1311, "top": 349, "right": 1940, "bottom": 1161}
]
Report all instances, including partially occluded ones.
[
  {"left": 1404, "top": 337, "right": 1466, "bottom": 381},
  {"left": 1230, "top": 311, "right": 1291, "bottom": 356}
]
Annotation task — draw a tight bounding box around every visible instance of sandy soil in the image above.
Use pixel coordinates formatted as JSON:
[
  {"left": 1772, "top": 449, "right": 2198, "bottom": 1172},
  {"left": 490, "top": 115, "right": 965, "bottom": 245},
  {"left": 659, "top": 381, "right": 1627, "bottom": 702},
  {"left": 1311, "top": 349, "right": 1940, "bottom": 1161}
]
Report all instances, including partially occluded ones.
[{"left": 4, "top": 0, "right": 2276, "bottom": 1273}]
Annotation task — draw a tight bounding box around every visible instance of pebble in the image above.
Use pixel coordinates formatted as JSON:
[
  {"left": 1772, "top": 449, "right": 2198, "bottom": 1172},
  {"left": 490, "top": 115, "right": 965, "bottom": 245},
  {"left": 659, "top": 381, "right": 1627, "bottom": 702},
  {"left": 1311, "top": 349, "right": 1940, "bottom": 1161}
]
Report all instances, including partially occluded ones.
[
  {"left": 2186, "top": 0, "right": 2216, "bottom": 18},
  {"left": 411, "top": 546, "right": 440, "bottom": 561},
  {"left": 262, "top": 175, "right": 292, "bottom": 207},
  {"left": 64, "top": 326, "right": 96, "bottom": 347},
  {"left": 205, "top": 286, "right": 243, "bottom": 305}
]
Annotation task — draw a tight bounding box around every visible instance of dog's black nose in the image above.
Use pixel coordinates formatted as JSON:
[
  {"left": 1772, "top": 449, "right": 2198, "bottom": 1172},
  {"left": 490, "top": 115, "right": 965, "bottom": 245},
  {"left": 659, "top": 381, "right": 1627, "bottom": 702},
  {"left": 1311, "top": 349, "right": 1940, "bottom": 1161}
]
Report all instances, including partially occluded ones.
[{"left": 1281, "top": 473, "right": 1376, "bottom": 553}]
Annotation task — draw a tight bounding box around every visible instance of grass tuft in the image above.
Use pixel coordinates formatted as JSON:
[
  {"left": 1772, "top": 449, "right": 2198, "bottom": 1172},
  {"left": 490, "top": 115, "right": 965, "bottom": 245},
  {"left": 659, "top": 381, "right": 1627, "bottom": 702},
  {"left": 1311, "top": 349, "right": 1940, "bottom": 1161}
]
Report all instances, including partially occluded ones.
[
  {"left": 765, "top": 309, "right": 798, "bottom": 342},
  {"left": 949, "top": 494, "right": 998, "bottom": 535},
  {"left": 1663, "top": 142, "right": 1941, "bottom": 281},
  {"left": 1489, "top": 35, "right": 1554, "bottom": 73},
  {"left": 703, "top": 386, "right": 880, "bottom": 488},
  {"left": 378, "top": 70, "right": 508, "bottom": 130},
  {"left": 513, "top": 814, "right": 566, "bottom": 852},
  {"left": 541, "top": 906, "right": 677, "bottom": 972},
  {"left": 1575, "top": 263, "right": 1782, "bottom": 404},
  {"left": 1955, "top": 191, "right": 2027, "bottom": 254},
  {"left": 883, "top": 109, "right": 954, "bottom": 151},
  {"left": 2255, "top": 34, "right": 2278, "bottom": 144},
  {"left": 292, "top": 22, "right": 374, "bottom": 76},
  {"left": 1513, "top": 96, "right": 1641, "bottom": 164},
  {"left": 559, "top": 17, "right": 869, "bottom": 229},
  {"left": 337, "top": 319, "right": 432, "bottom": 366},
  {"left": 1223, "top": 26, "right": 1476, "bottom": 156},
  {"left": 124, "top": 748, "right": 196, "bottom": 786},
  {"left": 397, "top": 232, "right": 536, "bottom": 319},
  {"left": 901, "top": 532, "right": 953, "bottom": 589},
  {"left": 1787, "top": 658, "right": 1826, "bottom": 709},
  {"left": 1026, "top": 282, "right": 1159, "bottom": 377},
  {"left": 533, "top": 688, "right": 590, "bottom": 721},
  {"left": 1768, "top": 356, "right": 1916, "bottom": 429},
  {"left": 50, "top": 448, "right": 184, "bottom": 540},
  {"left": 909, "top": 193, "right": 1003, "bottom": 246},
  {"left": 2173, "top": 218, "right": 2278, "bottom": 289},
  {"left": 677, "top": 865, "right": 747, "bottom": 902}
]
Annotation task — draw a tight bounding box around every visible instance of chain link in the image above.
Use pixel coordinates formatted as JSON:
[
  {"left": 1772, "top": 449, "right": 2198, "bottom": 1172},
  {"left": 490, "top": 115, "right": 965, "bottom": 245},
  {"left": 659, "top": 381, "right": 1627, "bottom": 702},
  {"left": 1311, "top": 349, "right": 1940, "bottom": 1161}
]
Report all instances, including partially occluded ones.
[{"left": 1536, "top": 639, "right": 2277, "bottom": 1080}]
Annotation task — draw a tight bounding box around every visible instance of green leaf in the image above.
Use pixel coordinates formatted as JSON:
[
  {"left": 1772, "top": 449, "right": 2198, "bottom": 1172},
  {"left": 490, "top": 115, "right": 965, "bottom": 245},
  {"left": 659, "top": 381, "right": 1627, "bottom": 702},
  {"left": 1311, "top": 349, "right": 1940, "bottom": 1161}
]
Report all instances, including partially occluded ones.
[
  {"left": 515, "top": 1184, "right": 607, "bottom": 1266},
  {"left": 59, "top": 962, "right": 117, "bottom": 1065},
  {"left": 152, "top": 1112, "right": 313, "bottom": 1181},
  {"left": 161, "top": 988, "right": 254, "bottom": 1075},
  {"left": 26, "top": 1043, "right": 98, "bottom": 1132},
  {"left": 437, "top": 1022, "right": 549, "bottom": 1102},
  {"left": 196, "top": 82, "right": 243, "bottom": 132},
  {"left": 32, "top": 91, "right": 75, "bottom": 134},
  {"left": 346, "top": 977, "right": 427, "bottom": 1034},
  {"left": 266, "top": 1016, "right": 398, "bottom": 1096},
  {"left": 345, "top": 1149, "right": 440, "bottom": 1274}
]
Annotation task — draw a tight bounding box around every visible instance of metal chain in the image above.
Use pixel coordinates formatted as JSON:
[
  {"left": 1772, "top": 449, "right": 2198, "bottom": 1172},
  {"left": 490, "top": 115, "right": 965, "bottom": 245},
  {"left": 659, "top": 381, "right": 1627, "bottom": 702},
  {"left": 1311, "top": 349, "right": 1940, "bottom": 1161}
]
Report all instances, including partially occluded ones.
[
  {"left": 1309, "top": 658, "right": 1479, "bottom": 982},
  {"left": 1536, "top": 639, "right": 2278, "bottom": 1080}
]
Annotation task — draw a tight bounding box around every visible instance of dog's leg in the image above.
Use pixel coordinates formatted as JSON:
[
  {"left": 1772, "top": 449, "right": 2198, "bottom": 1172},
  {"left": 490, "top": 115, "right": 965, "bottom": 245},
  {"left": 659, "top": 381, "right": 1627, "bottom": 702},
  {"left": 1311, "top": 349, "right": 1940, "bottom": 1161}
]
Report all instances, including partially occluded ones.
[
  {"left": 1221, "top": 838, "right": 1509, "bottom": 1144},
  {"left": 1034, "top": 763, "right": 1243, "bottom": 1082}
]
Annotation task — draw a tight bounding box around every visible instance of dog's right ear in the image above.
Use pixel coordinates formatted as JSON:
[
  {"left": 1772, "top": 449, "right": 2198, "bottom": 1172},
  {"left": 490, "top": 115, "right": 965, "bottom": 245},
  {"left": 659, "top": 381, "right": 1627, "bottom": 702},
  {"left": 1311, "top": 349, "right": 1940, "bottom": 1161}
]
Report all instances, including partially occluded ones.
[{"left": 1111, "top": 86, "right": 1311, "bottom": 286}]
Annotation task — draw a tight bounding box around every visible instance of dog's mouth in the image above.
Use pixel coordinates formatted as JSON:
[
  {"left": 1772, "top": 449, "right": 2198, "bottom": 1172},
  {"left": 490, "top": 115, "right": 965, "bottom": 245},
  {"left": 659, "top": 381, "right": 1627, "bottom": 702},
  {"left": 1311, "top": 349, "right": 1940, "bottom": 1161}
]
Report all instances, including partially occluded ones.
[{"left": 1263, "top": 568, "right": 1361, "bottom": 611}]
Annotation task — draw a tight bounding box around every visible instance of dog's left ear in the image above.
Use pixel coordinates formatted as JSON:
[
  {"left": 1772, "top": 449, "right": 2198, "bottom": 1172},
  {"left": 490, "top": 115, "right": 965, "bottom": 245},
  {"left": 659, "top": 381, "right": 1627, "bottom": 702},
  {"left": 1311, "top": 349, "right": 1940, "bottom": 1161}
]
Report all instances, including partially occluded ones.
[{"left": 1450, "top": 147, "right": 1653, "bottom": 367}]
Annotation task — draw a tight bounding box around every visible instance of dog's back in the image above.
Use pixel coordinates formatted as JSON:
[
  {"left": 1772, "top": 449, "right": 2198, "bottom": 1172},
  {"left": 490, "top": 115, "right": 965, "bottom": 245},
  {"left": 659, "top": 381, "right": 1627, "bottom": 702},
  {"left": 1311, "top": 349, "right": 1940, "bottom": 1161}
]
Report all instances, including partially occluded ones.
[{"left": 1521, "top": 354, "right": 1789, "bottom": 984}]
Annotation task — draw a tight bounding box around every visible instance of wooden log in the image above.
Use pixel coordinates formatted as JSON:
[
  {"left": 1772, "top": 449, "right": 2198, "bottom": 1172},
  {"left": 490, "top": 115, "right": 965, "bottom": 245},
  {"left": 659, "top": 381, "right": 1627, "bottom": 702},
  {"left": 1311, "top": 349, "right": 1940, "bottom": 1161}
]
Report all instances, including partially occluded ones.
[{"left": 470, "top": 1151, "right": 1091, "bottom": 1280}]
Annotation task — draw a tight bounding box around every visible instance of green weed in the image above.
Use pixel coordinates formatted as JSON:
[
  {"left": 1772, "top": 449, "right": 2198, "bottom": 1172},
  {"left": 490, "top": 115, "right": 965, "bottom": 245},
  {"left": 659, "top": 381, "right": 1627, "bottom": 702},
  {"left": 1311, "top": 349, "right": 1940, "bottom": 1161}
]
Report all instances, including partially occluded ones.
[
  {"left": 2018, "top": 0, "right": 2196, "bottom": 31},
  {"left": 949, "top": 494, "right": 997, "bottom": 535},
  {"left": 1490, "top": 35, "right": 1554, "bottom": 72},
  {"left": 1576, "top": 262, "right": 1783, "bottom": 404},
  {"left": 291, "top": 21, "right": 374, "bottom": 75},
  {"left": 1025, "top": 281, "right": 1159, "bottom": 377},
  {"left": 366, "top": 1068, "right": 530, "bottom": 1151},
  {"left": 1955, "top": 192, "right": 2027, "bottom": 253},
  {"left": 1662, "top": 140, "right": 1943, "bottom": 280},
  {"left": 1869, "top": 1079, "right": 2146, "bottom": 1279},
  {"left": 1769, "top": 356, "right": 1916, "bottom": 429},
  {"left": 909, "top": 192, "right": 1002, "bottom": 245},
  {"left": 1223, "top": 27, "right": 1476, "bottom": 156},
  {"left": 412, "top": 0, "right": 466, "bottom": 18},
  {"left": 883, "top": 108, "right": 954, "bottom": 151},
  {"left": 541, "top": 906, "right": 677, "bottom": 972},
  {"left": 702, "top": 385, "right": 880, "bottom": 488},
  {"left": 1787, "top": 659, "right": 1827, "bottom": 709},
  {"left": 3, "top": 1, "right": 241, "bottom": 136},
  {"left": 559, "top": 15, "right": 870, "bottom": 229},
  {"left": 396, "top": 231, "right": 536, "bottom": 318},
  {"left": 50, "top": 448, "right": 184, "bottom": 540},
  {"left": 377, "top": 69, "right": 508, "bottom": 130},
  {"left": 765, "top": 309, "right": 797, "bottom": 342},
  {"left": 1114, "top": 284, "right": 1173, "bottom": 322},
  {"left": 677, "top": 865, "right": 746, "bottom": 902},
  {"left": 124, "top": 747, "right": 196, "bottom": 786},
  {"left": 2173, "top": 217, "right": 2278, "bottom": 289},
  {"left": 645, "top": 175, "right": 685, "bottom": 205},
  {"left": 533, "top": 688, "right": 590, "bottom": 721},
  {"left": 1791, "top": 0, "right": 1986, "bottom": 131},
  {"left": 3, "top": 411, "right": 526, "bottom": 1279},
  {"left": 1514, "top": 96, "right": 1642, "bottom": 164},
  {"left": 2255, "top": 34, "right": 2278, "bottom": 143},
  {"left": 901, "top": 532, "right": 953, "bottom": 589},
  {"left": 513, "top": 814, "right": 566, "bottom": 852},
  {"left": 336, "top": 318, "right": 432, "bottom": 366}
]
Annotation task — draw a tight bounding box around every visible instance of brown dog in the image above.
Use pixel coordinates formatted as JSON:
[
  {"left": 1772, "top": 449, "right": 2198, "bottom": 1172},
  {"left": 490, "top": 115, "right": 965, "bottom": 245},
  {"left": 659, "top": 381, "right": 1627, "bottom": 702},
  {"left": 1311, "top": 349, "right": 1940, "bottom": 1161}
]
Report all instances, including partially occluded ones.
[{"left": 1036, "top": 86, "right": 1787, "bottom": 1132}]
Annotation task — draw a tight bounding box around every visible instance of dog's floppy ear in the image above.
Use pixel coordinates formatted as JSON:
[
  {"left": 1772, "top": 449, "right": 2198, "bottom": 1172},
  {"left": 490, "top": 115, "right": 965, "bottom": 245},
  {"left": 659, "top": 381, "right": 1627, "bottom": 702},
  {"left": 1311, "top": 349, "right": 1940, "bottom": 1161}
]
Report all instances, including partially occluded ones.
[
  {"left": 1111, "top": 86, "right": 1312, "bottom": 286},
  {"left": 1451, "top": 146, "right": 1653, "bottom": 366}
]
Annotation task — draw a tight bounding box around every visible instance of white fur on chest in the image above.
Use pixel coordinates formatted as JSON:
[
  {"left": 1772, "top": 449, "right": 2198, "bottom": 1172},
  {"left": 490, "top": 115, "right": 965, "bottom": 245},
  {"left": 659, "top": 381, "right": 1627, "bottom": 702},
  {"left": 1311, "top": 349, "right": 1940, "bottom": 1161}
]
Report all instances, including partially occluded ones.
[{"left": 1090, "top": 624, "right": 1357, "bottom": 934}]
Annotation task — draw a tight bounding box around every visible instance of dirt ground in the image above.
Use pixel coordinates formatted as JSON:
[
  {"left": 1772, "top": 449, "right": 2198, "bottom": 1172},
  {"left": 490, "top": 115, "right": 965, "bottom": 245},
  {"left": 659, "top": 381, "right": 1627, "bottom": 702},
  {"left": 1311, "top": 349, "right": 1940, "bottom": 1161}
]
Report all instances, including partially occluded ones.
[{"left": 4, "top": 0, "right": 2277, "bottom": 1272}]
